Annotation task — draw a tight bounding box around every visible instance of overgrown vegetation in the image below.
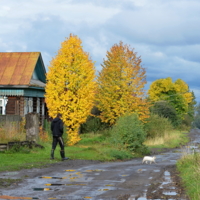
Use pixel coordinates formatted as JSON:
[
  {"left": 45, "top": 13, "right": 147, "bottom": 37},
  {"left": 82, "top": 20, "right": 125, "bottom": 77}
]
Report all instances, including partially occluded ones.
[
  {"left": 0, "top": 119, "right": 26, "bottom": 143},
  {"left": 0, "top": 113, "right": 190, "bottom": 172},
  {"left": 109, "top": 113, "right": 149, "bottom": 154},
  {"left": 177, "top": 153, "right": 200, "bottom": 200},
  {"left": 80, "top": 115, "right": 109, "bottom": 133},
  {"left": 144, "top": 130, "right": 189, "bottom": 148},
  {"left": 193, "top": 102, "right": 200, "bottom": 129},
  {"left": 150, "top": 101, "right": 179, "bottom": 127},
  {"left": 144, "top": 113, "right": 173, "bottom": 138},
  {"left": 0, "top": 178, "right": 22, "bottom": 188}
]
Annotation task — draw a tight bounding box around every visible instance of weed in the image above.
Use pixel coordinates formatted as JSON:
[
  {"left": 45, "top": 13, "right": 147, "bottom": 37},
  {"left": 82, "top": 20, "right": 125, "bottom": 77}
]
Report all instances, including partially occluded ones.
[
  {"left": 0, "top": 178, "right": 22, "bottom": 188},
  {"left": 108, "top": 149, "right": 132, "bottom": 160},
  {"left": 144, "top": 130, "right": 189, "bottom": 148},
  {"left": 177, "top": 153, "right": 200, "bottom": 200},
  {"left": 0, "top": 120, "right": 26, "bottom": 143},
  {"left": 144, "top": 113, "right": 173, "bottom": 138}
]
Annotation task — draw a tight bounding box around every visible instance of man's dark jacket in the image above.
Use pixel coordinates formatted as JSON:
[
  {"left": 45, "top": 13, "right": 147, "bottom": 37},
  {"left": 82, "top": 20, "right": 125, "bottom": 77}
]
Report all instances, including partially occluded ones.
[{"left": 51, "top": 117, "right": 64, "bottom": 137}]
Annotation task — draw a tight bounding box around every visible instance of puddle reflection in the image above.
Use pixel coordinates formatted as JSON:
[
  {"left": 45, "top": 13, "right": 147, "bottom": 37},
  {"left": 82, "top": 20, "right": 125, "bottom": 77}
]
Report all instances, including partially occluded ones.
[{"left": 163, "top": 191, "right": 177, "bottom": 195}]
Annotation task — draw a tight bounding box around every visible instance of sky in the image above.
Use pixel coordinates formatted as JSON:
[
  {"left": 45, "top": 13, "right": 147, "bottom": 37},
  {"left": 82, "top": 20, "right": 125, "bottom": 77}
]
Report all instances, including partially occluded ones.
[{"left": 1, "top": 0, "right": 200, "bottom": 102}]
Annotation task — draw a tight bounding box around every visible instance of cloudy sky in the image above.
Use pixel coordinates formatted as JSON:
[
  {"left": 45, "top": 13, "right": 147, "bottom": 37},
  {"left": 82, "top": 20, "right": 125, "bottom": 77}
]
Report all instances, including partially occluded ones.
[{"left": 1, "top": 0, "right": 200, "bottom": 101}]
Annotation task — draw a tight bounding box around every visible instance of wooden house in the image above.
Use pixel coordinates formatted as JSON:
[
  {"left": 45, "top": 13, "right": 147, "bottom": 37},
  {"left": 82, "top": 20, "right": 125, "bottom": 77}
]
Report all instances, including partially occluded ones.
[{"left": 0, "top": 52, "right": 47, "bottom": 123}]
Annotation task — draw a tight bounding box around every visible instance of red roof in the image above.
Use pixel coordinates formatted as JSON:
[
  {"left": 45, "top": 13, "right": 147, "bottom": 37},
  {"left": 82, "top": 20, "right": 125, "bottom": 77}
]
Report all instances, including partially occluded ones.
[{"left": 0, "top": 52, "right": 41, "bottom": 85}]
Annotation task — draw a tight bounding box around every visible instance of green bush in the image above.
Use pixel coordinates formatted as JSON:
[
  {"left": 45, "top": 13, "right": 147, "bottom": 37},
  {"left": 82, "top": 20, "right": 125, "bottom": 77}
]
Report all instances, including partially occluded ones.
[
  {"left": 43, "top": 119, "right": 52, "bottom": 137},
  {"left": 80, "top": 116, "right": 109, "bottom": 133},
  {"left": 110, "top": 113, "right": 149, "bottom": 154},
  {"left": 150, "top": 101, "right": 179, "bottom": 127},
  {"left": 78, "top": 134, "right": 107, "bottom": 145},
  {"left": 108, "top": 149, "right": 133, "bottom": 160},
  {"left": 5, "top": 144, "right": 30, "bottom": 154},
  {"left": 144, "top": 113, "right": 173, "bottom": 138},
  {"left": 193, "top": 116, "right": 200, "bottom": 129}
]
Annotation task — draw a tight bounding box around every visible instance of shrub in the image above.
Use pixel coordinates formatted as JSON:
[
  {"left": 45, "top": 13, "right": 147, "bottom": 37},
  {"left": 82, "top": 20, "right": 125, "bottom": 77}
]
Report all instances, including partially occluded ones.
[
  {"left": 78, "top": 134, "right": 107, "bottom": 145},
  {"left": 5, "top": 144, "right": 30, "bottom": 154},
  {"left": 144, "top": 113, "right": 173, "bottom": 138},
  {"left": 0, "top": 119, "right": 26, "bottom": 143},
  {"left": 193, "top": 115, "right": 200, "bottom": 129},
  {"left": 80, "top": 116, "right": 109, "bottom": 133},
  {"left": 150, "top": 101, "right": 179, "bottom": 127},
  {"left": 39, "top": 126, "right": 50, "bottom": 142},
  {"left": 108, "top": 149, "right": 133, "bottom": 160},
  {"left": 110, "top": 113, "right": 149, "bottom": 154}
]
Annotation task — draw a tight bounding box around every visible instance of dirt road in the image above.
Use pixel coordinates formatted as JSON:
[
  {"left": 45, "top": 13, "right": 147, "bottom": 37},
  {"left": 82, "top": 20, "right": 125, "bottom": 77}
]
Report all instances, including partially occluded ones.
[{"left": 1, "top": 129, "right": 199, "bottom": 200}]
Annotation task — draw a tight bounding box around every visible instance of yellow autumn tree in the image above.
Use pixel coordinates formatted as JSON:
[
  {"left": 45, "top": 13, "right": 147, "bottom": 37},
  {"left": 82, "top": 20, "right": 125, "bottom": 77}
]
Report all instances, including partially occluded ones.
[
  {"left": 96, "top": 41, "right": 150, "bottom": 125},
  {"left": 148, "top": 77, "right": 193, "bottom": 118},
  {"left": 45, "top": 34, "right": 96, "bottom": 145}
]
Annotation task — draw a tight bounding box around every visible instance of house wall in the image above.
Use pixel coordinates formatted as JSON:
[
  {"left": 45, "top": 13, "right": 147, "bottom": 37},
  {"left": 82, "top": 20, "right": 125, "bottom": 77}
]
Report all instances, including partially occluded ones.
[
  {"left": 5, "top": 96, "right": 47, "bottom": 124},
  {"left": 6, "top": 96, "right": 19, "bottom": 115},
  {"left": 6, "top": 96, "right": 24, "bottom": 116}
]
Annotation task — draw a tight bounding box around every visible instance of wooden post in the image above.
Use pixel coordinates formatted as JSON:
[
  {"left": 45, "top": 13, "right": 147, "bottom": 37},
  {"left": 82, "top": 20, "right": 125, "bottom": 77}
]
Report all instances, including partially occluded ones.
[
  {"left": 25, "top": 113, "right": 39, "bottom": 142},
  {"left": 36, "top": 98, "right": 40, "bottom": 113}
]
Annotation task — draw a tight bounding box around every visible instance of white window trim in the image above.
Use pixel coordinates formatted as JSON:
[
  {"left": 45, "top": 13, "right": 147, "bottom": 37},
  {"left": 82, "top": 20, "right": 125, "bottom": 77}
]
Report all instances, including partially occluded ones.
[{"left": 0, "top": 96, "right": 8, "bottom": 115}]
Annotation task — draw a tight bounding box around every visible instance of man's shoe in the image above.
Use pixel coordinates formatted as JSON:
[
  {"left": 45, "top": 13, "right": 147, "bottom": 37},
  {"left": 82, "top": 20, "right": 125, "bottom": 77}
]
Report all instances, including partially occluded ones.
[
  {"left": 62, "top": 157, "right": 69, "bottom": 161},
  {"left": 60, "top": 151, "right": 69, "bottom": 161}
]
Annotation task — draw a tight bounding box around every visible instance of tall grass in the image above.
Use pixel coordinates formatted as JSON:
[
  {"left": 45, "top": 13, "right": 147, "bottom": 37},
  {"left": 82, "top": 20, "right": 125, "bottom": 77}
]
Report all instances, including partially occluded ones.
[
  {"left": 0, "top": 114, "right": 191, "bottom": 173},
  {"left": 144, "top": 130, "right": 189, "bottom": 148},
  {"left": 0, "top": 120, "right": 26, "bottom": 143},
  {"left": 177, "top": 153, "right": 200, "bottom": 200},
  {"left": 144, "top": 113, "right": 173, "bottom": 138}
]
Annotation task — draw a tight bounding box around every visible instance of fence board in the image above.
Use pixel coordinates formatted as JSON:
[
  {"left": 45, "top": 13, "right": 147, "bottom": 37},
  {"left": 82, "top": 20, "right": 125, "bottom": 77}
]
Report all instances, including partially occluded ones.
[{"left": 0, "top": 115, "right": 22, "bottom": 123}]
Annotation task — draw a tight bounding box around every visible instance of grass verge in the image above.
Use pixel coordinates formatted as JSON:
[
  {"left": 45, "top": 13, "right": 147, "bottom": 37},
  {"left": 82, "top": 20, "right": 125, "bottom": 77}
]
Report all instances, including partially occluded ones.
[
  {"left": 144, "top": 130, "right": 189, "bottom": 149},
  {"left": 176, "top": 153, "right": 200, "bottom": 200},
  {"left": 0, "top": 130, "right": 189, "bottom": 172},
  {"left": 0, "top": 133, "right": 134, "bottom": 172}
]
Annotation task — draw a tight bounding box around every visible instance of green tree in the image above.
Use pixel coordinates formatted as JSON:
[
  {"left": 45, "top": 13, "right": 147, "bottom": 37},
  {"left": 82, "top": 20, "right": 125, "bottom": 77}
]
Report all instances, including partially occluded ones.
[
  {"left": 148, "top": 77, "right": 193, "bottom": 123},
  {"left": 150, "top": 101, "right": 179, "bottom": 126},
  {"left": 193, "top": 102, "right": 200, "bottom": 128}
]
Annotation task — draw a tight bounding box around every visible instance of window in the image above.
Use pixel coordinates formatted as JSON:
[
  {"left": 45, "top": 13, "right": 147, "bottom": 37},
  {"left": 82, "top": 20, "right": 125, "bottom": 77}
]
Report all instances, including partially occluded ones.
[
  {"left": 0, "top": 97, "right": 8, "bottom": 115},
  {"left": 0, "top": 100, "right": 2, "bottom": 114}
]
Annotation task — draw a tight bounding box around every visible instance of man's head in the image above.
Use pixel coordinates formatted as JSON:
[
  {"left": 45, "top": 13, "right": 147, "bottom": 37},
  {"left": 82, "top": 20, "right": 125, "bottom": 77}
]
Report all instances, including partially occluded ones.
[{"left": 57, "top": 113, "right": 62, "bottom": 118}]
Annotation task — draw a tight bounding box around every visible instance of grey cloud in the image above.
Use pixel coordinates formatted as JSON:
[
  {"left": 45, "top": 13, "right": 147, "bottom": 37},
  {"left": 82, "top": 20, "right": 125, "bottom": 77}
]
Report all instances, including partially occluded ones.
[{"left": 1, "top": 0, "right": 200, "bottom": 101}]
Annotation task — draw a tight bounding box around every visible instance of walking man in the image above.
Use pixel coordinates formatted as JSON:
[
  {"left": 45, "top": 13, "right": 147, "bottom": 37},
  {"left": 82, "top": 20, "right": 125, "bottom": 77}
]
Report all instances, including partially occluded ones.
[{"left": 50, "top": 113, "right": 69, "bottom": 161}]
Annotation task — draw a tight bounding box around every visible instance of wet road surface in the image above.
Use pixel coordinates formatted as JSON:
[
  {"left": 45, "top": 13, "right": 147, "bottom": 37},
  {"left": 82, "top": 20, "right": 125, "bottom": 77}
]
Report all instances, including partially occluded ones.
[{"left": 0, "top": 129, "right": 199, "bottom": 200}]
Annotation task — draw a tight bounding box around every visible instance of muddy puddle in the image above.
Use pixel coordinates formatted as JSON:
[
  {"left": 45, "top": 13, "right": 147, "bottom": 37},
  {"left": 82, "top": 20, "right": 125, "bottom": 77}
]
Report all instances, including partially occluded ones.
[{"left": 0, "top": 129, "right": 199, "bottom": 199}]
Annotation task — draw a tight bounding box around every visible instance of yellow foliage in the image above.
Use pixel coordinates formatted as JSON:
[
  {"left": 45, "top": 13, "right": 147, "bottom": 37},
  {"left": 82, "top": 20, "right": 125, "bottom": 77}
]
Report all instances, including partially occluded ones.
[
  {"left": 45, "top": 34, "right": 97, "bottom": 145},
  {"left": 96, "top": 41, "right": 150, "bottom": 125},
  {"left": 148, "top": 77, "right": 174, "bottom": 101},
  {"left": 174, "top": 79, "right": 193, "bottom": 104},
  {"left": 148, "top": 77, "right": 193, "bottom": 117},
  {"left": 39, "top": 126, "right": 50, "bottom": 142}
]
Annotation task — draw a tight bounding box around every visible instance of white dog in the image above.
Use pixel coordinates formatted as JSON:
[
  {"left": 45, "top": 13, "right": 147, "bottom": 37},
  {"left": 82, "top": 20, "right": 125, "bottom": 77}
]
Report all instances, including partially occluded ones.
[{"left": 142, "top": 156, "right": 156, "bottom": 164}]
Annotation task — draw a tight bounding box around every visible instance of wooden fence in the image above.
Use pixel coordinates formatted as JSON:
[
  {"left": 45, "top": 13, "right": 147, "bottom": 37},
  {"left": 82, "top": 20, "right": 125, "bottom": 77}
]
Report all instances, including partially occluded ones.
[
  {"left": 0, "top": 115, "right": 22, "bottom": 131},
  {"left": 0, "top": 114, "right": 43, "bottom": 151},
  {"left": 0, "top": 115, "right": 22, "bottom": 124}
]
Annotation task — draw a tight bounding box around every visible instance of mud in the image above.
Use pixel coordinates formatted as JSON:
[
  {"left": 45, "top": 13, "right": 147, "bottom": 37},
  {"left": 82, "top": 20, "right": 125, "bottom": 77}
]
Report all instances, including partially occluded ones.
[{"left": 0, "top": 129, "right": 199, "bottom": 200}]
